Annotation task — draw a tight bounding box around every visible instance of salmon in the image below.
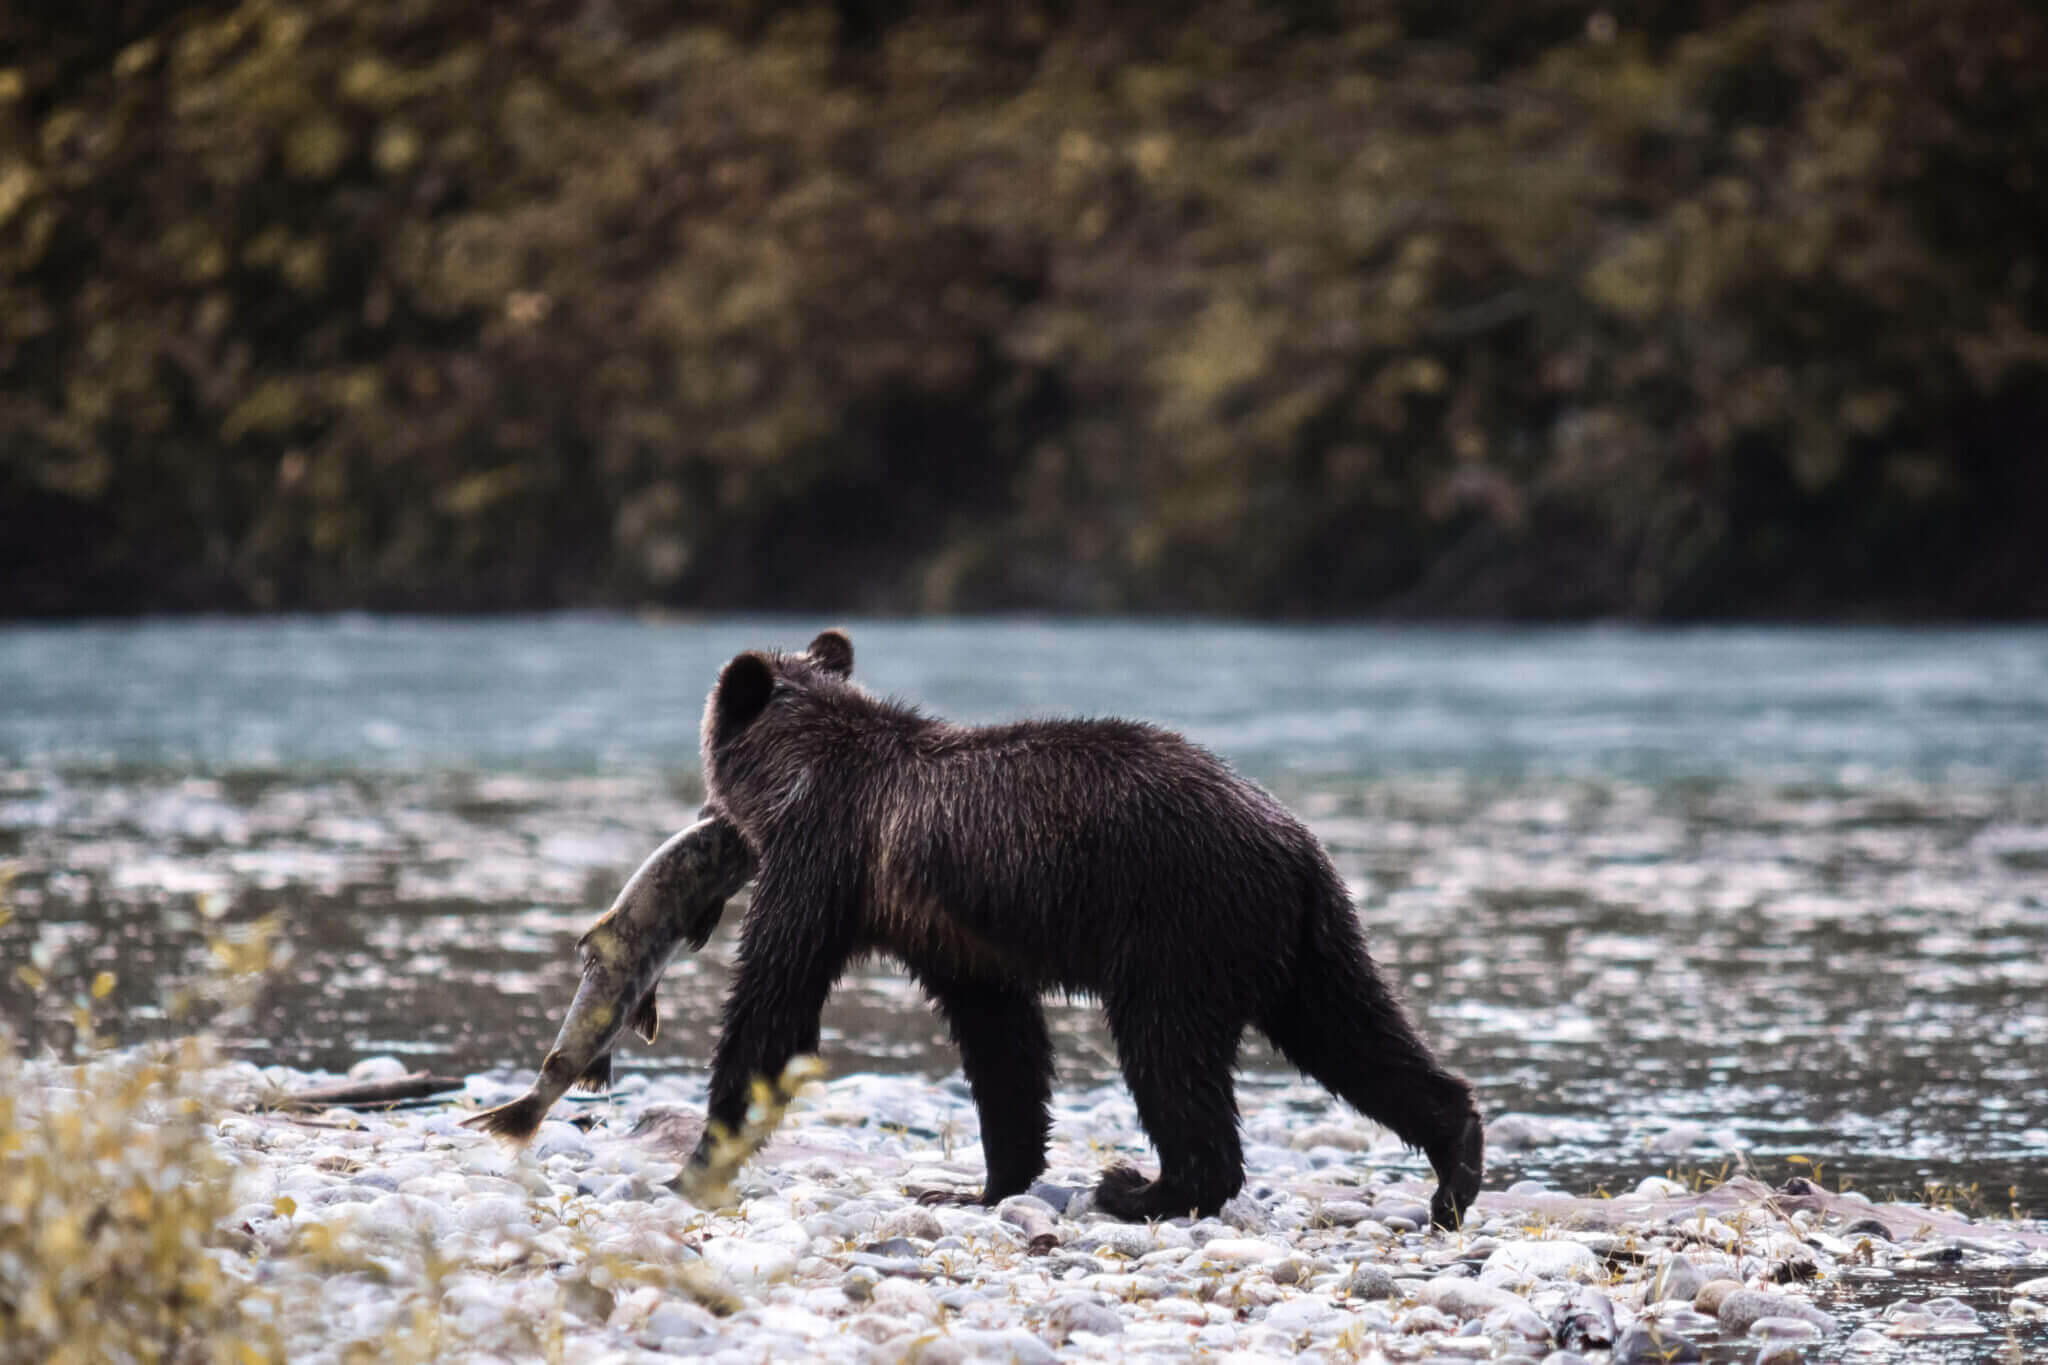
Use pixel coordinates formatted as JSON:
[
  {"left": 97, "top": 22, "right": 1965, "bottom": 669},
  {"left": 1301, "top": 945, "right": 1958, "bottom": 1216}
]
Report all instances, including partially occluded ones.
[{"left": 461, "top": 815, "right": 755, "bottom": 1142}]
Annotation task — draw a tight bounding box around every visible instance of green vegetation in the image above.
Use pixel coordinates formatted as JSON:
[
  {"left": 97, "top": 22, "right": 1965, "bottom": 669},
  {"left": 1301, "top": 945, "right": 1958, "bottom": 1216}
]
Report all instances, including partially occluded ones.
[{"left": 2, "top": 1, "right": 2043, "bottom": 616}]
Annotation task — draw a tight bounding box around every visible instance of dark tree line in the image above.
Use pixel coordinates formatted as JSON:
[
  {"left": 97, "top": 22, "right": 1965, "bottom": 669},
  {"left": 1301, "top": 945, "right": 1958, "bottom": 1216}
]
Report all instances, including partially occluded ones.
[{"left": 3, "top": 1, "right": 2044, "bottom": 617}]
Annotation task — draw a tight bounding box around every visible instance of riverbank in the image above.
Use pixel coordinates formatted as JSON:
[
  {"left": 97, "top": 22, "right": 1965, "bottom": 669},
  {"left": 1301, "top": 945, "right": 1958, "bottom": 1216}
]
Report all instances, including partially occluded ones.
[{"left": 10, "top": 1048, "right": 2046, "bottom": 1363}]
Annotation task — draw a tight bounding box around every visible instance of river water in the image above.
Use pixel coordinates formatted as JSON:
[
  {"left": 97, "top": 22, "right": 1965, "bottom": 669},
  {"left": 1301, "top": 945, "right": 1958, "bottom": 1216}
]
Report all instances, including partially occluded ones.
[{"left": 3, "top": 617, "right": 2045, "bottom": 1224}]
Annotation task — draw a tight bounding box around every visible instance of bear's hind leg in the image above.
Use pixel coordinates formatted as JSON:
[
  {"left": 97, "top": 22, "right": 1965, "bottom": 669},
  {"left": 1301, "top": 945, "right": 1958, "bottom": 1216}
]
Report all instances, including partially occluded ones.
[
  {"left": 1259, "top": 938, "right": 1482, "bottom": 1229},
  {"left": 919, "top": 973, "right": 1053, "bottom": 1205},
  {"left": 1094, "top": 997, "right": 1245, "bottom": 1221}
]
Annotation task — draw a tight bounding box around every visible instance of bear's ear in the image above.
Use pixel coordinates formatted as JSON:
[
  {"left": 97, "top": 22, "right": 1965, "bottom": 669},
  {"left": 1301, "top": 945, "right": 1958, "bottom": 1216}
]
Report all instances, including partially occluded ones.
[
  {"left": 710, "top": 652, "right": 774, "bottom": 744},
  {"left": 806, "top": 629, "right": 854, "bottom": 678}
]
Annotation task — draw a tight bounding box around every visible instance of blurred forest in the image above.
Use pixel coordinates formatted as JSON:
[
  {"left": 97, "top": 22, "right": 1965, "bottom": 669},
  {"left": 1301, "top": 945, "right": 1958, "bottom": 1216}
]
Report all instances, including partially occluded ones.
[{"left": 2, "top": 0, "right": 2044, "bottom": 618}]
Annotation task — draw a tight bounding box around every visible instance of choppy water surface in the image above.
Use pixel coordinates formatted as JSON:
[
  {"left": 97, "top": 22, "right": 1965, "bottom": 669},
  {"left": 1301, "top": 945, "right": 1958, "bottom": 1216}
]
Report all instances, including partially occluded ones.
[{"left": 3, "top": 621, "right": 2045, "bottom": 1232}]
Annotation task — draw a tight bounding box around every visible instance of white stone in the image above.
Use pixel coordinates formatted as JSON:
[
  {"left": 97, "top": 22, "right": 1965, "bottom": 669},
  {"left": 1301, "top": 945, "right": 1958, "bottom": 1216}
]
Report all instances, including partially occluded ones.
[
  {"left": 1263, "top": 1295, "right": 1336, "bottom": 1333},
  {"left": 1482, "top": 1239, "right": 1600, "bottom": 1281},
  {"left": 346, "top": 1056, "right": 410, "bottom": 1083},
  {"left": 356, "top": 1192, "right": 454, "bottom": 1245},
  {"left": 1148, "top": 1297, "right": 1207, "bottom": 1324},
  {"left": 456, "top": 1195, "right": 532, "bottom": 1236},
  {"left": 1419, "top": 1278, "right": 1526, "bottom": 1319},
  {"left": 751, "top": 1305, "right": 831, "bottom": 1339},
  {"left": 869, "top": 1276, "right": 940, "bottom": 1320},
  {"left": 1201, "top": 1237, "right": 1287, "bottom": 1265},
  {"left": 1750, "top": 1316, "right": 1823, "bottom": 1340},
  {"left": 1084, "top": 1222, "right": 1157, "bottom": 1257},
  {"left": 1646, "top": 1122, "right": 1710, "bottom": 1154},
  {"left": 531, "top": 1121, "right": 593, "bottom": 1161},
  {"left": 700, "top": 1238, "right": 797, "bottom": 1287}
]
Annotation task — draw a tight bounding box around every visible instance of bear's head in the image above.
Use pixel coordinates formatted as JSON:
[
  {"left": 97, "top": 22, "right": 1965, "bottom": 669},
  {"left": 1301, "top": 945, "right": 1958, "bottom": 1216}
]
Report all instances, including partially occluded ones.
[{"left": 700, "top": 630, "right": 859, "bottom": 824}]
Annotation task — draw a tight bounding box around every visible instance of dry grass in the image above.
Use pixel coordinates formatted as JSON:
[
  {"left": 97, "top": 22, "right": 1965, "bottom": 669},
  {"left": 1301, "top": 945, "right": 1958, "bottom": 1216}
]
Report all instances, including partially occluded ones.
[{"left": 1, "top": 1041, "right": 284, "bottom": 1363}]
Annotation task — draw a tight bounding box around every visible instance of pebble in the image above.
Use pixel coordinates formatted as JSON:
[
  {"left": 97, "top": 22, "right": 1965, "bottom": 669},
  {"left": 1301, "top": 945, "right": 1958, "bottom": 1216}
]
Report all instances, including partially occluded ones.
[
  {"left": 1263, "top": 1294, "right": 1336, "bottom": 1332},
  {"left": 1200, "top": 1236, "right": 1288, "bottom": 1265},
  {"left": 863, "top": 1236, "right": 926, "bottom": 1258},
  {"left": 1484, "top": 1238, "right": 1600, "bottom": 1281},
  {"left": 1485, "top": 1114, "right": 1561, "bottom": 1151},
  {"left": 1748, "top": 1314, "right": 1822, "bottom": 1341},
  {"left": 1612, "top": 1322, "right": 1703, "bottom": 1364},
  {"left": 1647, "top": 1252, "right": 1705, "bottom": 1302},
  {"left": 1314, "top": 1199, "right": 1375, "bottom": 1226},
  {"left": 1716, "top": 1289, "right": 1835, "bottom": 1336},
  {"left": 1694, "top": 1277, "right": 1746, "bottom": 1313},
  {"left": 876, "top": 1207, "right": 944, "bottom": 1242},
  {"left": 1072, "top": 1221, "right": 1155, "bottom": 1258},
  {"left": 1424, "top": 1277, "right": 1529, "bottom": 1319},
  {"left": 1489, "top": 1304, "right": 1553, "bottom": 1343},
  {"left": 346, "top": 1055, "right": 411, "bottom": 1083},
  {"left": 1045, "top": 1298, "right": 1123, "bottom": 1339},
  {"left": 1342, "top": 1264, "right": 1398, "bottom": 1299},
  {"left": 702, "top": 1238, "right": 798, "bottom": 1287},
  {"left": 1026, "top": 1182, "right": 1080, "bottom": 1213},
  {"left": 868, "top": 1276, "right": 939, "bottom": 1320},
  {"left": 1372, "top": 1199, "right": 1432, "bottom": 1228},
  {"left": 33, "top": 1051, "right": 2044, "bottom": 1365},
  {"left": 1548, "top": 1284, "right": 1615, "bottom": 1352}
]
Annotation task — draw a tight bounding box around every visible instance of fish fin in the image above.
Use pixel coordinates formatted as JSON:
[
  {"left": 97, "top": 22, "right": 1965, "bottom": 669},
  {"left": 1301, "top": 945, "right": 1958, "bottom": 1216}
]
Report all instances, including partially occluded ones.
[
  {"left": 460, "top": 1092, "right": 548, "bottom": 1144},
  {"left": 630, "top": 993, "right": 659, "bottom": 1044},
  {"left": 683, "top": 903, "right": 728, "bottom": 953},
  {"left": 570, "top": 1052, "right": 614, "bottom": 1093}
]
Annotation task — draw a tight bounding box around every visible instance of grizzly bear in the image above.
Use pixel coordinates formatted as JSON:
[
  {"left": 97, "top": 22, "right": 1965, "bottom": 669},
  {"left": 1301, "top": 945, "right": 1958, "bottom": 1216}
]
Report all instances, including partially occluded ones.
[{"left": 687, "top": 629, "right": 1483, "bottom": 1226}]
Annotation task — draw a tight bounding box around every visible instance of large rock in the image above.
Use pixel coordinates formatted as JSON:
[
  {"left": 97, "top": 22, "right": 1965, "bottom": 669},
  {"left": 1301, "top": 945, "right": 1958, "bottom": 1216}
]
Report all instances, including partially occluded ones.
[
  {"left": 1548, "top": 1285, "right": 1616, "bottom": 1352},
  {"left": 1716, "top": 1289, "right": 1835, "bottom": 1336},
  {"left": 876, "top": 1206, "right": 944, "bottom": 1242},
  {"left": 1045, "top": 1298, "right": 1123, "bottom": 1340},
  {"left": 1647, "top": 1252, "right": 1705, "bottom": 1303},
  {"left": 700, "top": 1237, "right": 797, "bottom": 1288},
  {"left": 1342, "top": 1264, "right": 1399, "bottom": 1300},
  {"left": 1420, "top": 1277, "right": 1527, "bottom": 1319},
  {"left": 1612, "top": 1323, "right": 1702, "bottom": 1364},
  {"left": 1693, "top": 1278, "right": 1745, "bottom": 1314},
  {"left": 1484, "top": 1239, "right": 1601, "bottom": 1281},
  {"left": 1199, "top": 1237, "right": 1287, "bottom": 1266}
]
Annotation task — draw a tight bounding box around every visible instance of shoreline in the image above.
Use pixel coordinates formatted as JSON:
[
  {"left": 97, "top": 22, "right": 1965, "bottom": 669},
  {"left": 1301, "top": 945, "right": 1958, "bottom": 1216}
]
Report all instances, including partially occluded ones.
[{"left": 13, "top": 1050, "right": 2048, "bottom": 1363}]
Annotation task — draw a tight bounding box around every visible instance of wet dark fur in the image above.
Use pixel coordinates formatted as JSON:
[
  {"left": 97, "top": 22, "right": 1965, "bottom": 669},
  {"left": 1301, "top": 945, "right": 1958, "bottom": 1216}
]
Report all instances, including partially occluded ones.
[{"left": 690, "top": 630, "right": 1483, "bottom": 1226}]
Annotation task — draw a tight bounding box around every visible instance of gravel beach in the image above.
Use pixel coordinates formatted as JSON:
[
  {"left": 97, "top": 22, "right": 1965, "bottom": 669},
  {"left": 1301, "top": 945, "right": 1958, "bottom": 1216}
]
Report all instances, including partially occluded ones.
[{"left": 19, "top": 1050, "right": 2047, "bottom": 1364}]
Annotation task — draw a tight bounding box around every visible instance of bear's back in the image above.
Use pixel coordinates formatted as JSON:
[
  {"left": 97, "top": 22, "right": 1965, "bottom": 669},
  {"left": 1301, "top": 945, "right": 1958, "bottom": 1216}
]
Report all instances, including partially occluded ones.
[{"left": 859, "top": 712, "right": 1322, "bottom": 986}]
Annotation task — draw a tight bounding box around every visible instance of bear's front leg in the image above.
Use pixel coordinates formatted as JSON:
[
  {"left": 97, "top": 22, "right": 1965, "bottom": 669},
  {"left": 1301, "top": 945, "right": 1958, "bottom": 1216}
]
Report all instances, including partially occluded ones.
[
  {"left": 684, "top": 868, "right": 852, "bottom": 1176},
  {"left": 914, "top": 972, "right": 1053, "bottom": 1206}
]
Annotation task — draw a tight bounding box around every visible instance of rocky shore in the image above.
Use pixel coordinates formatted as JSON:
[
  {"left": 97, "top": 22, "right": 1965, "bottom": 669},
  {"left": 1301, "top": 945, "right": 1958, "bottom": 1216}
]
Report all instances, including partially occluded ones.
[{"left": 19, "top": 1053, "right": 2048, "bottom": 1363}]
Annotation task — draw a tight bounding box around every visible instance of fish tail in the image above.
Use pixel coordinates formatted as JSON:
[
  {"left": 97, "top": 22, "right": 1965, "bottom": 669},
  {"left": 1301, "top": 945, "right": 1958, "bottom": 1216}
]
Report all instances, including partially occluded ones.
[
  {"left": 460, "top": 1091, "right": 550, "bottom": 1144},
  {"left": 569, "top": 1051, "right": 613, "bottom": 1093}
]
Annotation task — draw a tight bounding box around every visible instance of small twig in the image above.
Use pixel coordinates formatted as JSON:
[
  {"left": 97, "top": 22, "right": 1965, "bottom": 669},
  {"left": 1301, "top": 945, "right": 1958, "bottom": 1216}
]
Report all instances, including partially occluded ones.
[{"left": 256, "top": 1072, "right": 467, "bottom": 1112}]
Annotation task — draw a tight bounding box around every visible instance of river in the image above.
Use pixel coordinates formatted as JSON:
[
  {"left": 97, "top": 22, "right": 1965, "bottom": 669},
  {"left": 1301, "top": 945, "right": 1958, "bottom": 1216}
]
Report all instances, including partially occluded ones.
[{"left": 3, "top": 617, "right": 2044, "bottom": 1219}]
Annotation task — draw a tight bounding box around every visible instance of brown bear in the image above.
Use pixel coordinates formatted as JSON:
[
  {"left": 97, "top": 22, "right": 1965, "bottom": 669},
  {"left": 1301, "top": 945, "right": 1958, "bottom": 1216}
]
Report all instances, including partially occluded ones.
[{"left": 687, "top": 629, "right": 1483, "bottom": 1226}]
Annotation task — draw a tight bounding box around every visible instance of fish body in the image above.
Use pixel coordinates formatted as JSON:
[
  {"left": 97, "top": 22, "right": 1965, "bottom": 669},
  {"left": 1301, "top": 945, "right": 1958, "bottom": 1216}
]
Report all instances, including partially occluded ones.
[{"left": 462, "top": 815, "right": 757, "bottom": 1142}]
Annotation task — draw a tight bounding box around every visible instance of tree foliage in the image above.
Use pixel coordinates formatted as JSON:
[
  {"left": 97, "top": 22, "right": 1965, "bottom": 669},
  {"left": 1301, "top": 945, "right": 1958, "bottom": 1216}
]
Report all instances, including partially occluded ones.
[{"left": 3, "top": 1, "right": 2043, "bottom": 616}]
